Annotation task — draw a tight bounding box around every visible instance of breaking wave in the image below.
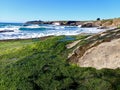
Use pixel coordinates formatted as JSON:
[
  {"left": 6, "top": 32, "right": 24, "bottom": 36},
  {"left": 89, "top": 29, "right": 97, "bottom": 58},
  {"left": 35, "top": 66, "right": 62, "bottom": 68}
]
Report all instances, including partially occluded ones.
[{"left": 0, "top": 23, "right": 105, "bottom": 40}]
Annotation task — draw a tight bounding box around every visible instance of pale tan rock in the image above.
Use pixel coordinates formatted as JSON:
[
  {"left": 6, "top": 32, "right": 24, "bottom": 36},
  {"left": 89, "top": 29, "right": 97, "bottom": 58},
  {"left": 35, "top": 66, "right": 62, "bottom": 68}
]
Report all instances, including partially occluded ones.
[
  {"left": 78, "top": 38, "right": 120, "bottom": 69},
  {"left": 66, "top": 40, "right": 81, "bottom": 49}
]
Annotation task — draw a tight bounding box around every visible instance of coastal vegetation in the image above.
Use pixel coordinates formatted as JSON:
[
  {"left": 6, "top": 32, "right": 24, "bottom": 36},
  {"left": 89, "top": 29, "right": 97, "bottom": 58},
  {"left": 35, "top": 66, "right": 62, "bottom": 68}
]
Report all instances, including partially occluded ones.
[{"left": 0, "top": 35, "right": 120, "bottom": 90}]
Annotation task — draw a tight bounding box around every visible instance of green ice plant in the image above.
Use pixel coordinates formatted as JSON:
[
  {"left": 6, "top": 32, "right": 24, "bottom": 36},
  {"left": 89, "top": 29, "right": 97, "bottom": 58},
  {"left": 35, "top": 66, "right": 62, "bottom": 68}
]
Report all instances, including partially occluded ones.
[{"left": 0, "top": 36, "right": 120, "bottom": 90}]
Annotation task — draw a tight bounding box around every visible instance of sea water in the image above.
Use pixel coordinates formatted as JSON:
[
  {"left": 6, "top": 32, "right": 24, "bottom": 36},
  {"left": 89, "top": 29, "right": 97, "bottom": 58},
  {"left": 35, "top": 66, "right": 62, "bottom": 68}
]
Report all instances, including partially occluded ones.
[{"left": 0, "top": 23, "right": 105, "bottom": 40}]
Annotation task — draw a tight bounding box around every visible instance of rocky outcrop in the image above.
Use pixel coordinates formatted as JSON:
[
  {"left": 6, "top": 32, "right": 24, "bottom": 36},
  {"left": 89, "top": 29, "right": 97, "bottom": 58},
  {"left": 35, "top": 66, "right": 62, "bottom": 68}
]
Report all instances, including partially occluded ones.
[
  {"left": 25, "top": 20, "right": 44, "bottom": 25},
  {"left": 78, "top": 38, "right": 120, "bottom": 69},
  {"left": 0, "top": 30, "right": 14, "bottom": 33},
  {"left": 81, "top": 18, "right": 120, "bottom": 28},
  {"left": 68, "top": 28, "right": 120, "bottom": 69},
  {"left": 24, "top": 20, "right": 84, "bottom": 26},
  {"left": 24, "top": 18, "right": 120, "bottom": 28},
  {"left": 94, "top": 18, "right": 120, "bottom": 28},
  {"left": 81, "top": 22, "right": 96, "bottom": 28}
]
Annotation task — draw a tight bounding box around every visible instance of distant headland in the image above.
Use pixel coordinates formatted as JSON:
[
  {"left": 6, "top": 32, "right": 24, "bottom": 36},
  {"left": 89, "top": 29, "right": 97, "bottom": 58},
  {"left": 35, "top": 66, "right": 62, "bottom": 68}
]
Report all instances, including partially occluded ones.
[{"left": 25, "top": 18, "right": 120, "bottom": 29}]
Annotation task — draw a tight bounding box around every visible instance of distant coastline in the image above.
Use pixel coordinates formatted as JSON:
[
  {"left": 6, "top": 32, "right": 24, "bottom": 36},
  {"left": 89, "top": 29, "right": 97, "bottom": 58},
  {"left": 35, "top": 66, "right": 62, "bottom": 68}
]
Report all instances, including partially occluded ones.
[
  {"left": 25, "top": 18, "right": 120, "bottom": 29},
  {"left": 0, "top": 17, "right": 120, "bottom": 40}
]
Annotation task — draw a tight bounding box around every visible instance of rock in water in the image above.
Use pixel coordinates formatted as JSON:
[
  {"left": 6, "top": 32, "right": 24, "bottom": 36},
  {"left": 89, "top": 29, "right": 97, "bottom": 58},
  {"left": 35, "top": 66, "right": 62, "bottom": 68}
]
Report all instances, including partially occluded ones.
[
  {"left": 81, "top": 22, "right": 96, "bottom": 28},
  {"left": 0, "top": 30, "right": 14, "bottom": 33}
]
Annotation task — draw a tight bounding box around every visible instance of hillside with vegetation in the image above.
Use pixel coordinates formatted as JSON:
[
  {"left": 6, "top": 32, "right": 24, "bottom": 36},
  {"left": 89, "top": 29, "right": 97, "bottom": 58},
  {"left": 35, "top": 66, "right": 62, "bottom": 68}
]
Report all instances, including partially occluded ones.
[{"left": 0, "top": 31, "right": 120, "bottom": 90}]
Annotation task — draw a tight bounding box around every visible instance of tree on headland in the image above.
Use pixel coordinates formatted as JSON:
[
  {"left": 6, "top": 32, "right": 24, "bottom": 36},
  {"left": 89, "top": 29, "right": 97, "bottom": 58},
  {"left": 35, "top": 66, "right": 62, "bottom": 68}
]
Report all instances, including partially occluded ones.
[{"left": 97, "top": 18, "right": 101, "bottom": 21}]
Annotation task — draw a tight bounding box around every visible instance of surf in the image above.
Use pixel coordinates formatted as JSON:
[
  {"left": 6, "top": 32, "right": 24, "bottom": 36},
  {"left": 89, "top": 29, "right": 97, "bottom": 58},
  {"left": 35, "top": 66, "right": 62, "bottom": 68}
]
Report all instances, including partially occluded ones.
[{"left": 0, "top": 23, "right": 105, "bottom": 40}]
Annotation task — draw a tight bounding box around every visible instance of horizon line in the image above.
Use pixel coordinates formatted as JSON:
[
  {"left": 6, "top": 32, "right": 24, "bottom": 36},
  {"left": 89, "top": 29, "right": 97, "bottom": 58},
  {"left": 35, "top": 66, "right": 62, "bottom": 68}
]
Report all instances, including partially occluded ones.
[{"left": 1, "top": 17, "right": 120, "bottom": 23}]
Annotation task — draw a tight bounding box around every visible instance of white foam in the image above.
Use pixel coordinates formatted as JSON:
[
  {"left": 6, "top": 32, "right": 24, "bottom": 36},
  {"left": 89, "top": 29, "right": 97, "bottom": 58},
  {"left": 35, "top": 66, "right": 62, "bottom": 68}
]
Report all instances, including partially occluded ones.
[
  {"left": 23, "top": 25, "right": 40, "bottom": 28},
  {"left": 0, "top": 25, "right": 20, "bottom": 32},
  {"left": 21, "top": 25, "right": 66, "bottom": 31},
  {"left": 78, "top": 25, "right": 82, "bottom": 28},
  {"left": 80, "top": 28, "right": 105, "bottom": 33},
  {"left": 0, "top": 24, "right": 105, "bottom": 40}
]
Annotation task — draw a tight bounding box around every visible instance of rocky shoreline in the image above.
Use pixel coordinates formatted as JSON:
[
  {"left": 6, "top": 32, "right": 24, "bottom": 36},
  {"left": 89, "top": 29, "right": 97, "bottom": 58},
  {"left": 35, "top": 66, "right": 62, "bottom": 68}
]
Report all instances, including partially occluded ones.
[{"left": 25, "top": 18, "right": 120, "bottom": 28}]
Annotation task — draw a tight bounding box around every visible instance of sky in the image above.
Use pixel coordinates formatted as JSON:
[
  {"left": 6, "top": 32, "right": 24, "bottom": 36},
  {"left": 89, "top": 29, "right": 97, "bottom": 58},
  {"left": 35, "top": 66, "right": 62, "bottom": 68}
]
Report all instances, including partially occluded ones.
[{"left": 0, "top": 0, "right": 120, "bottom": 22}]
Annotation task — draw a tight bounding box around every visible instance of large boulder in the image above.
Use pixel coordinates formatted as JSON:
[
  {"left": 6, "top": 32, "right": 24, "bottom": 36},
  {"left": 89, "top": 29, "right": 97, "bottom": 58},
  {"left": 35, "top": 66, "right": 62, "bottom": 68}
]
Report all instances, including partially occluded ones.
[
  {"left": 78, "top": 38, "right": 120, "bottom": 69},
  {"left": 81, "top": 22, "right": 96, "bottom": 28},
  {"left": 68, "top": 28, "right": 120, "bottom": 69},
  {"left": 66, "top": 21, "right": 77, "bottom": 26}
]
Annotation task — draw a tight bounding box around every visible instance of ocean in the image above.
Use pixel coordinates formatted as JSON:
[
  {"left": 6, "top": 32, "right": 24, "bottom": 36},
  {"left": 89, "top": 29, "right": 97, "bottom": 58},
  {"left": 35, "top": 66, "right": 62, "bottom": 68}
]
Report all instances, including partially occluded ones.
[{"left": 0, "top": 23, "right": 104, "bottom": 40}]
